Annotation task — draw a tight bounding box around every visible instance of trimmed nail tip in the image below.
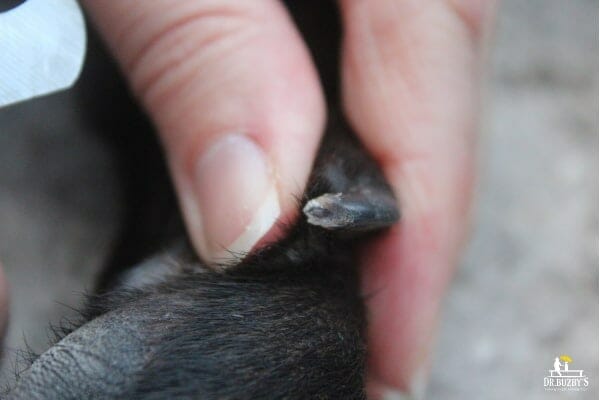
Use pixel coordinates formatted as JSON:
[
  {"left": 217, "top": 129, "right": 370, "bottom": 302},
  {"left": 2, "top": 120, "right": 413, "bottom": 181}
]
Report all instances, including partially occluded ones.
[
  {"left": 209, "top": 184, "right": 280, "bottom": 264},
  {"left": 378, "top": 366, "right": 429, "bottom": 400}
]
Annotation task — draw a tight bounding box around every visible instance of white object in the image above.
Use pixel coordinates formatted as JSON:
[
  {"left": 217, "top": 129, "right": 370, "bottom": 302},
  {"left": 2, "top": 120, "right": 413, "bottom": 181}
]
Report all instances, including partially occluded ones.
[{"left": 0, "top": 0, "right": 86, "bottom": 107}]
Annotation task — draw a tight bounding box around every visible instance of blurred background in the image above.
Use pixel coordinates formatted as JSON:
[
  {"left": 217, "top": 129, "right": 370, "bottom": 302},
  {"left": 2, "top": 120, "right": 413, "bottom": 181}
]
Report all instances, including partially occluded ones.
[{"left": 0, "top": 0, "right": 597, "bottom": 398}]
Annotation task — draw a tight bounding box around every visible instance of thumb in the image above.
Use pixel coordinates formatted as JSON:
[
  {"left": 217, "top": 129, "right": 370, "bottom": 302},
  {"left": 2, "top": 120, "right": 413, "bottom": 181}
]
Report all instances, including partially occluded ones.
[{"left": 82, "top": 0, "right": 325, "bottom": 264}]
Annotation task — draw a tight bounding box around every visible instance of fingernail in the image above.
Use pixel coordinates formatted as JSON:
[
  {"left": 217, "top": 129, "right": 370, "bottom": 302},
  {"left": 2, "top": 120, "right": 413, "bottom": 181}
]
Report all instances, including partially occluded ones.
[
  {"left": 192, "top": 134, "right": 280, "bottom": 264},
  {"left": 378, "top": 365, "right": 429, "bottom": 400}
]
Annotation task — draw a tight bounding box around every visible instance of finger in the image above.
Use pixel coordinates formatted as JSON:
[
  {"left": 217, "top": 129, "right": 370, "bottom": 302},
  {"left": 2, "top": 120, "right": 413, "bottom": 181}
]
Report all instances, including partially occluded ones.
[
  {"left": 338, "top": 0, "right": 496, "bottom": 396},
  {"left": 82, "top": 0, "right": 325, "bottom": 265}
]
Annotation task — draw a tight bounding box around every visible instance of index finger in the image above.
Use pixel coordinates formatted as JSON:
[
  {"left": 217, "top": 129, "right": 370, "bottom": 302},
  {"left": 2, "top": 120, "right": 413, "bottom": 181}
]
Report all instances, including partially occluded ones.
[{"left": 339, "top": 0, "right": 496, "bottom": 396}]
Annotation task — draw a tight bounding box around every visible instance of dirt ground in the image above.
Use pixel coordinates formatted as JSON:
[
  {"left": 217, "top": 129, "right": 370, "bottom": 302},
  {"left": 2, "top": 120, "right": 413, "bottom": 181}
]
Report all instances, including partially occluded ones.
[{"left": 0, "top": 0, "right": 597, "bottom": 398}]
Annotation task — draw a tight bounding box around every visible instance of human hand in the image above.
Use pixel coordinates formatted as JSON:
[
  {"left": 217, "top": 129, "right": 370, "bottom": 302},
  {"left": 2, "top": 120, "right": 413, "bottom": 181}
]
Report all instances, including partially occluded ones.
[
  {"left": 339, "top": 2, "right": 495, "bottom": 397},
  {"left": 81, "top": 0, "right": 495, "bottom": 397}
]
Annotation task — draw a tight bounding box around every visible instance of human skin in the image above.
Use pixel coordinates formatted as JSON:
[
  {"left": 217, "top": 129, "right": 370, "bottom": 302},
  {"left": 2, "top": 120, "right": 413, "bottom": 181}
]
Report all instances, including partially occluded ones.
[{"left": 0, "top": 1, "right": 496, "bottom": 398}]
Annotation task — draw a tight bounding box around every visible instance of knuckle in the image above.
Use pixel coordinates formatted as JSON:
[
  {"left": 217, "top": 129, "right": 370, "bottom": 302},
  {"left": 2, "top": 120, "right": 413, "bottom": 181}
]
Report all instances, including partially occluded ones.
[{"left": 123, "top": 2, "right": 266, "bottom": 110}]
